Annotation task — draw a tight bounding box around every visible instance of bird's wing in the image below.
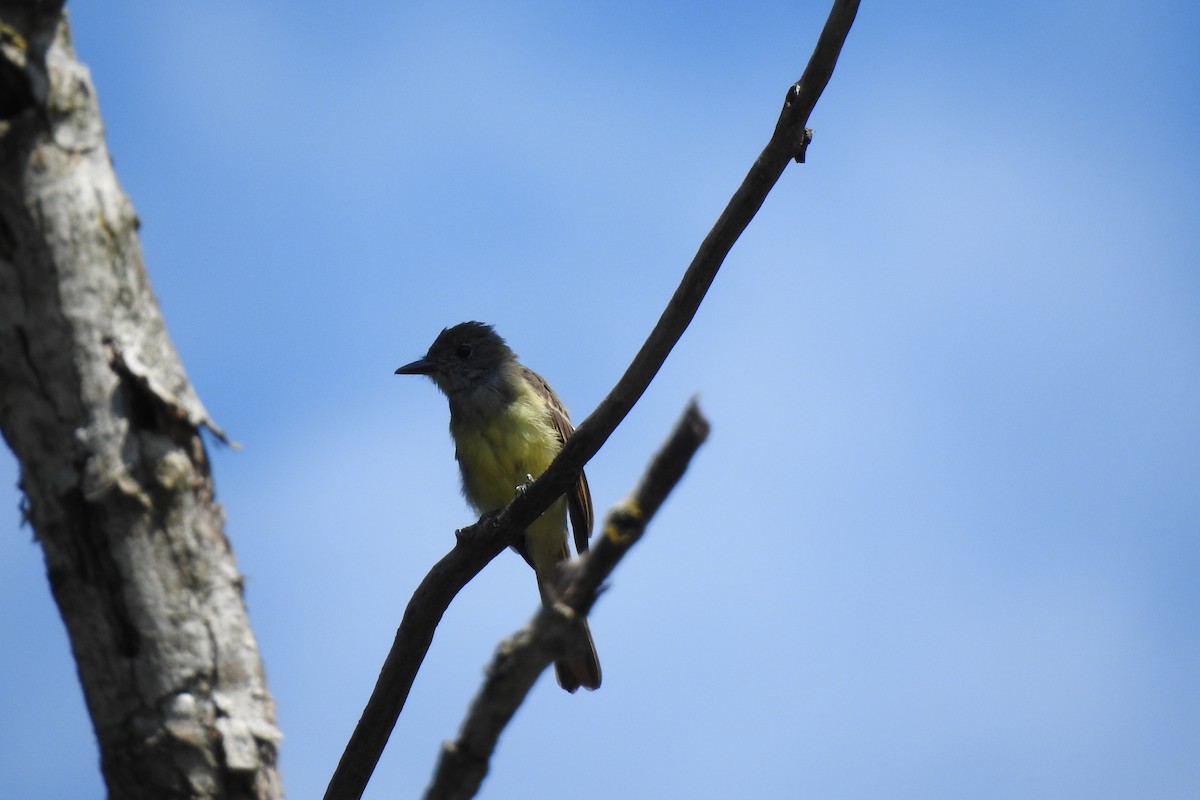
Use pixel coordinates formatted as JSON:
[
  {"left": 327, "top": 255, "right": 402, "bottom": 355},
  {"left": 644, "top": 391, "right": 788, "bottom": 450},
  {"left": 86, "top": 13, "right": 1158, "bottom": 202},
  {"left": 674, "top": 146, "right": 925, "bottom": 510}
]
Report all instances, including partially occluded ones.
[{"left": 524, "top": 366, "right": 594, "bottom": 554}]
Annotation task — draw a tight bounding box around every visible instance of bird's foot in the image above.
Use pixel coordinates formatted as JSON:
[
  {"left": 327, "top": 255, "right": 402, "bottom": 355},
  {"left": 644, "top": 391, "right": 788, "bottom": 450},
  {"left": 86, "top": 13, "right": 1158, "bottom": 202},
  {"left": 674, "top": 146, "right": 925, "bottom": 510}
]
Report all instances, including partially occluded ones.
[{"left": 514, "top": 473, "right": 537, "bottom": 495}]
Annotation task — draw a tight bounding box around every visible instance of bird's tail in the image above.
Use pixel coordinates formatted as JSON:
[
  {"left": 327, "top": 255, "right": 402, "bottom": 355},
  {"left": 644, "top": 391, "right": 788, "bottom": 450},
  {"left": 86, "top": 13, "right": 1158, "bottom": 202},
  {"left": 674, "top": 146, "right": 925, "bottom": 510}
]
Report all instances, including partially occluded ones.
[
  {"left": 554, "top": 616, "right": 601, "bottom": 693},
  {"left": 535, "top": 577, "right": 601, "bottom": 692}
]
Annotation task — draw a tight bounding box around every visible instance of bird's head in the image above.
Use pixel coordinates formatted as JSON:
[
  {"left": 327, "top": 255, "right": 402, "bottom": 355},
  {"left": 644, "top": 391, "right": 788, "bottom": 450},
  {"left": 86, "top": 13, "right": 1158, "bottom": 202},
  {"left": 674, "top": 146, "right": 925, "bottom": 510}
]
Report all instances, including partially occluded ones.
[{"left": 395, "top": 321, "right": 517, "bottom": 397}]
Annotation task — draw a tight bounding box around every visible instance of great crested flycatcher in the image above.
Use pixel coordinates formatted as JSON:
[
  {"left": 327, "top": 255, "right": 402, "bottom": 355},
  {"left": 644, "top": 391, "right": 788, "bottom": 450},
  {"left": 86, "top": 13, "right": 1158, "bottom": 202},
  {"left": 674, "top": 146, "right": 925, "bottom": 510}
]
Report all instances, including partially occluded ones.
[{"left": 395, "top": 321, "right": 601, "bottom": 692}]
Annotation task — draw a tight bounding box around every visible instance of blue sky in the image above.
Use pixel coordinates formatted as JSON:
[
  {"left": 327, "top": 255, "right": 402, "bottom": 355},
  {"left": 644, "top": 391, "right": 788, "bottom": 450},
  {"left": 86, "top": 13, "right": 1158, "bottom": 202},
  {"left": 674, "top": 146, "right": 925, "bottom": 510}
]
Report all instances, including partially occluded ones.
[{"left": 3, "top": 1, "right": 1198, "bottom": 797}]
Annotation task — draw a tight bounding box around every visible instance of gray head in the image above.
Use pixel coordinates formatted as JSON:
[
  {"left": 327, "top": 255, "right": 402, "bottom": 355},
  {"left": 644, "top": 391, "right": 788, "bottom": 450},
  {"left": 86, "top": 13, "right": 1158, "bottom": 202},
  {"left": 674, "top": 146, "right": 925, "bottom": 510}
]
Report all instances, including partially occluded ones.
[{"left": 395, "top": 321, "right": 518, "bottom": 396}]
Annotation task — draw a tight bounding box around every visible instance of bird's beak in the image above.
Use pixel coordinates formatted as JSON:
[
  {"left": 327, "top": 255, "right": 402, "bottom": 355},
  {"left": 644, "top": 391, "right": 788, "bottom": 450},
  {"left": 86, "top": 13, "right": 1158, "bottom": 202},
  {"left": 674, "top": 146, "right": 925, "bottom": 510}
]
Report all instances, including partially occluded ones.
[{"left": 395, "top": 357, "right": 435, "bottom": 376}]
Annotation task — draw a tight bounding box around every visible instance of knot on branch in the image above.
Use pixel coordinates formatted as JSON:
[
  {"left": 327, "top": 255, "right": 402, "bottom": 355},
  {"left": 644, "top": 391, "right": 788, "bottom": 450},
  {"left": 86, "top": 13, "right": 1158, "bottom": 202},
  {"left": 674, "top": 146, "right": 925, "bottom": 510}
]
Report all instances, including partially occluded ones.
[{"left": 603, "top": 501, "right": 644, "bottom": 548}]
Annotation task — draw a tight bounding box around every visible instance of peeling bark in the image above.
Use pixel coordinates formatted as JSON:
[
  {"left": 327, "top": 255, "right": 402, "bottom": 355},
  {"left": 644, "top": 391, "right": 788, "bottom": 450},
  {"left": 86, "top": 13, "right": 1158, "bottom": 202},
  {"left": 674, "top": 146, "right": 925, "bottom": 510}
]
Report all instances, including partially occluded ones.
[{"left": 0, "top": 6, "right": 282, "bottom": 798}]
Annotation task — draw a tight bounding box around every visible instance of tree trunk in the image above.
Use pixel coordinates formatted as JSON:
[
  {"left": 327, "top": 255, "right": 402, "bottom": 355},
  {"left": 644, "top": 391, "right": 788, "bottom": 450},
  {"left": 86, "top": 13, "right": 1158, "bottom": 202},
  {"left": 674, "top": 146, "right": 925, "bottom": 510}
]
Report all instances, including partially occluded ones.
[{"left": 0, "top": 5, "right": 282, "bottom": 798}]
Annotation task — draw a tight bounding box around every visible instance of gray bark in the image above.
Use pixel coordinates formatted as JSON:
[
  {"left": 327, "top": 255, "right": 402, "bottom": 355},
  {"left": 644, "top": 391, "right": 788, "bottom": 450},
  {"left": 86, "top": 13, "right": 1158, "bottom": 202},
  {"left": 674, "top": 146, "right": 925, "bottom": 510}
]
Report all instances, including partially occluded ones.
[{"left": 0, "top": 5, "right": 282, "bottom": 798}]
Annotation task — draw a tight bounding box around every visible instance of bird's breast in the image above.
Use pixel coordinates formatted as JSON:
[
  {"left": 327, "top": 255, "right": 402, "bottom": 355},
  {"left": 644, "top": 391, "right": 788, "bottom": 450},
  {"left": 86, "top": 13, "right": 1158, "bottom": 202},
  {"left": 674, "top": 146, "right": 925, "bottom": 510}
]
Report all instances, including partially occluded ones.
[{"left": 451, "top": 392, "right": 560, "bottom": 514}]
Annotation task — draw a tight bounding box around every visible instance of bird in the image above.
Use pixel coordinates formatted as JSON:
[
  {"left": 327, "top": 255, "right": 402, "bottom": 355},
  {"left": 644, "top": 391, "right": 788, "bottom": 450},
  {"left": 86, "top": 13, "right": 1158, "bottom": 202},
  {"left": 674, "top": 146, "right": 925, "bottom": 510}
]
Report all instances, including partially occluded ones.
[{"left": 396, "top": 321, "right": 601, "bottom": 692}]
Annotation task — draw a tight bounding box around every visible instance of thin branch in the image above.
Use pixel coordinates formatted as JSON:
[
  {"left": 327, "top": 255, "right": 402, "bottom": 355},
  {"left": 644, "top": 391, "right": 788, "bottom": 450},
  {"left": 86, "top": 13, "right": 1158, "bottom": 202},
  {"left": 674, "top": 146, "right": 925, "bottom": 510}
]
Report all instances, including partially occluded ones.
[
  {"left": 320, "top": 526, "right": 510, "bottom": 799},
  {"left": 499, "top": 0, "right": 859, "bottom": 532},
  {"left": 424, "top": 402, "right": 711, "bottom": 800},
  {"left": 323, "top": 3, "right": 859, "bottom": 797}
]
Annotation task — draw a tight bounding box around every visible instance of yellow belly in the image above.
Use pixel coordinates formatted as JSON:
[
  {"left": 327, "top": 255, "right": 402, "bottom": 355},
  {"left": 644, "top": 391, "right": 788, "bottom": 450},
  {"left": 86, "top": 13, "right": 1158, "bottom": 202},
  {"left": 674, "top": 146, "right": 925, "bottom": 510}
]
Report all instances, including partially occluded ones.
[{"left": 452, "top": 393, "right": 567, "bottom": 575}]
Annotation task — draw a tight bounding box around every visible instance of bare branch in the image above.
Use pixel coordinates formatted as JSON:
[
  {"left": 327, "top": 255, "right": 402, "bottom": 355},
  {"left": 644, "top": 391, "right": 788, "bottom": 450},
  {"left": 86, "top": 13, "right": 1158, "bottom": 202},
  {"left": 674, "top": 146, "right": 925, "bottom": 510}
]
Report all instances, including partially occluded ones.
[
  {"left": 514, "top": 0, "right": 861, "bottom": 516},
  {"left": 320, "top": 520, "right": 511, "bottom": 799},
  {"left": 424, "top": 402, "right": 711, "bottom": 800},
  {"left": 324, "top": 3, "right": 859, "bottom": 797}
]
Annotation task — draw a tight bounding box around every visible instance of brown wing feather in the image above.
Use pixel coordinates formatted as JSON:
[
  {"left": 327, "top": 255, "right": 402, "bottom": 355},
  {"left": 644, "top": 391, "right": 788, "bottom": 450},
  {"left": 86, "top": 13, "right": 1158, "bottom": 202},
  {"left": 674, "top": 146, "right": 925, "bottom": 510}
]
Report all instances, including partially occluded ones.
[
  {"left": 568, "top": 468, "right": 594, "bottom": 555},
  {"left": 522, "top": 366, "right": 594, "bottom": 555}
]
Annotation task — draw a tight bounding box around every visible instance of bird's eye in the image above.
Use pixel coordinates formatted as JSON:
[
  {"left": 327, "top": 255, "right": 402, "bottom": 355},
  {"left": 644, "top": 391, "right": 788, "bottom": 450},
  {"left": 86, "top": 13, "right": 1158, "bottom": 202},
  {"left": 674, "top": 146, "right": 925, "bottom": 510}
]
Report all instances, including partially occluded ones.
[{"left": 454, "top": 344, "right": 472, "bottom": 360}]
